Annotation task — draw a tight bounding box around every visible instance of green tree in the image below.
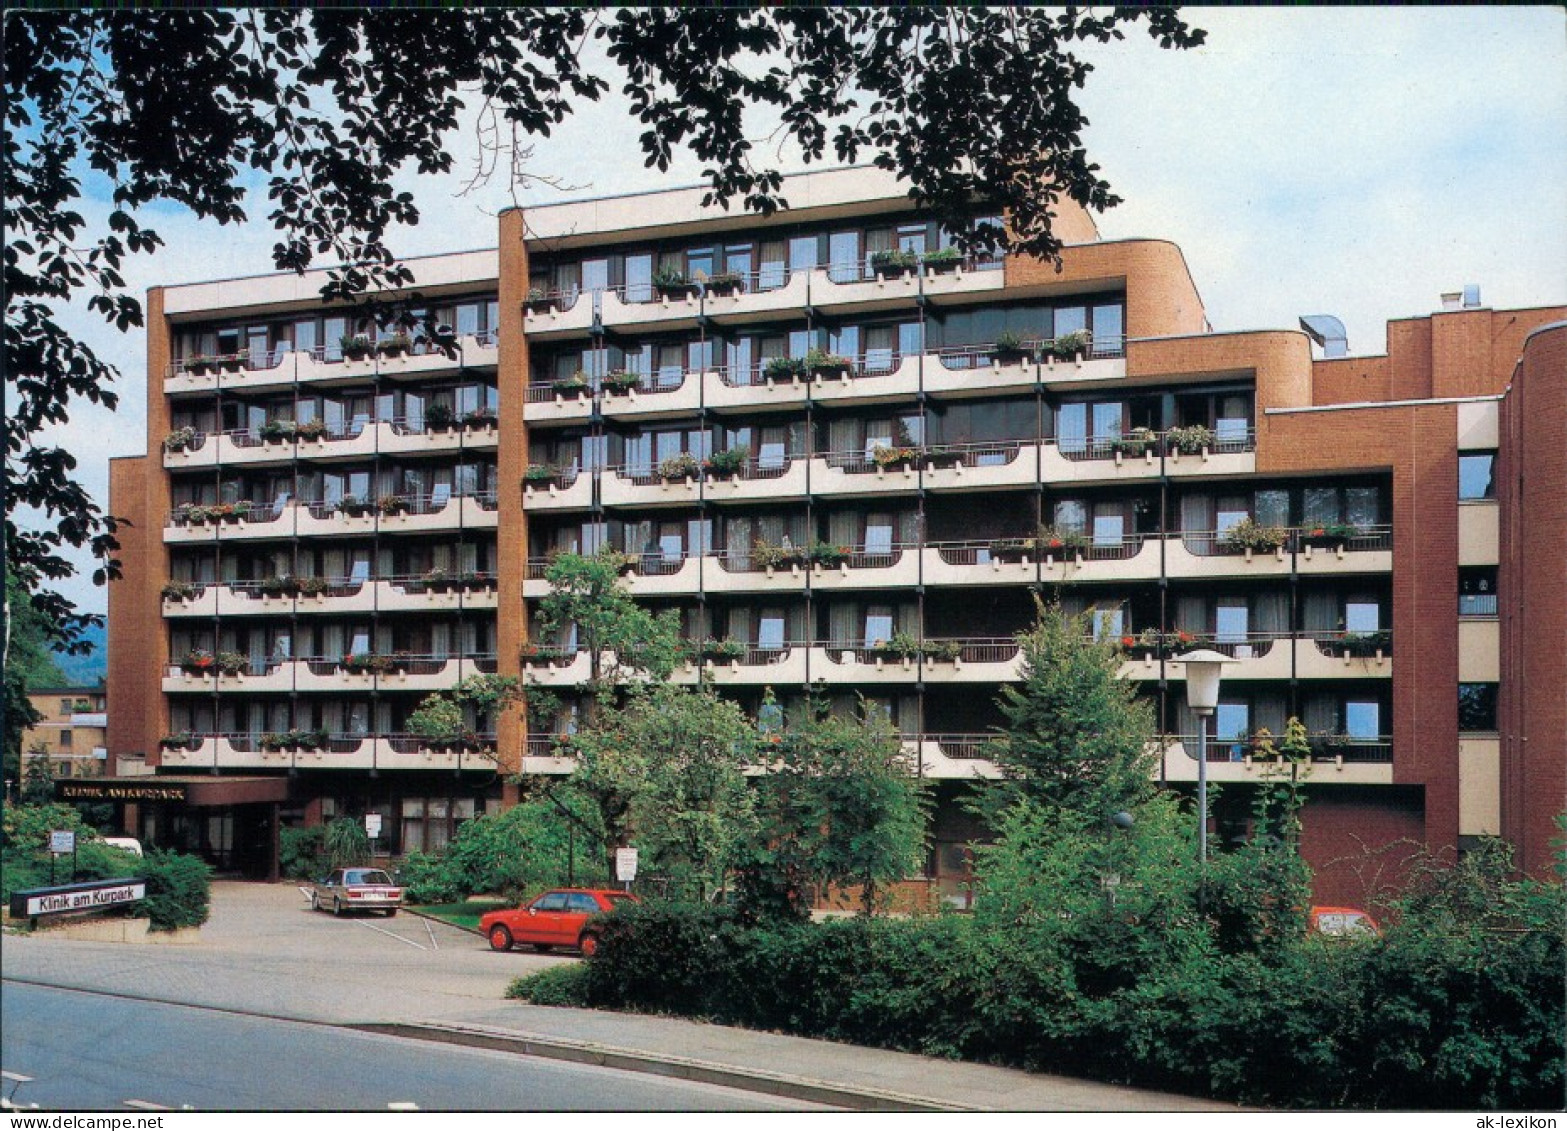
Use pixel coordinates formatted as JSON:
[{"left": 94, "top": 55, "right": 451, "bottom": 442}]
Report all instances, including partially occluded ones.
[
  {"left": 5, "top": 8, "right": 1205, "bottom": 672},
  {"left": 747, "top": 695, "right": 929, "bottom": 918},
  {"left": 322, "top": 817, "right": 371, "bottom": 869},
  {"left": 986, "top": 600, "right": 1157, "bottom": 819},
  {"left": 3, "top": 574, "right": 68, "bottom": 784},
  {"left": 559, "top": 683, "right": 756, "bottom": 898},
  {"left": 20, "top": 743, "right": 55, "bottom": 805},
  {"left": 536, "top": 551, "right": 684, "bottom": 702}
]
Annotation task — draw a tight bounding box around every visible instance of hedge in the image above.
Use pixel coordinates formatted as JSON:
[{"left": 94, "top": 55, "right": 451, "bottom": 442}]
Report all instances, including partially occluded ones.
[{"left": 506, "top": 902, "right": 1564, "bottom": 1110}]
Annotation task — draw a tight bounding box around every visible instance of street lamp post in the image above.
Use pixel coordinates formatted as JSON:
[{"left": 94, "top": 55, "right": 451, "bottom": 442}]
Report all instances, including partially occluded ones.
[{"left": 1173, "top": 649, "right": 1235, "bottom": 904}]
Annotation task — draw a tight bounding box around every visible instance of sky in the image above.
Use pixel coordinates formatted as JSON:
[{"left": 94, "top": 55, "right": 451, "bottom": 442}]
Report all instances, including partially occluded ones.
[{"left": 29, "top": 6, "right": 1567, "bottom": 615}]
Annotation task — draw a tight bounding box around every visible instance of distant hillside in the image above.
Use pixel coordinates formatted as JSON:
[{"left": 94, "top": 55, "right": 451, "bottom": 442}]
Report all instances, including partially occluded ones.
[{"left": 52, "top": 621, "right": 107, "bottom": 687}]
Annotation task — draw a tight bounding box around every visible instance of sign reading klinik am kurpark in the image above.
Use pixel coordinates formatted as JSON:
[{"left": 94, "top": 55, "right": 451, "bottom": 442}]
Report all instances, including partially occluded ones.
[
  {"left": 58, "top": 781, "right": 188, "bottom": 803},
  {"left": 10, "top": 878, "right": 147, "bottom": 919}
]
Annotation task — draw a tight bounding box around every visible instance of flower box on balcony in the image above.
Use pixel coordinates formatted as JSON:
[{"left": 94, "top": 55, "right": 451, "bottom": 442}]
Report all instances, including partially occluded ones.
[
  {"left": 1221, "top": 517, "right": 1289, "bottom": 560},
  {"left": 337, "top": 496, "right": 372, "bottom": 518},
  {"left": 1043, "top": 329, "right": 1093, "bottom": 363},
  {"left": 602, "top": 370, "right": 641, "bottom": 395},
  {"left": 752, "top": 540, "right": 808, "bottom": 572},
  {"left": 762, "top": 356, "right": 807, "bottom": 383},
  {"left": 420, "top": 570, "right": 456, "bottom": 594},
  {"left": 703, "top": 445, "right": 750, "bottom": 480},
  {"left": 161, "top": 580, "right": 199, "bottom": 602},
  {"left": 257, "top": 576, "right": 299, "bottom": 599},
  {"left": 296, "top": 419, "right": 328, "bottom": 442},
  {"left": 658, "top": 452, "right": 701, "bottom": 483},
  {"left": 340, "top": 334, "right": 373, "bottom": 361},
  {"left": 181, "top": 650, "right": 216, "bottom": 676},
  {"left": 1165, "top": 424, "right": 1214, "bottom": 458},
  {"left": 526, "top": 287, "right": 555, "bottom": 315},
  {"left": 377, "top": 333, "right": 413, "bottom": 358},
  {"left": 987, "top": 331, "right": 1034, "bottom": 366},
  {"left": 163, "top": 427, "right": 199, "bottom": 453},
  {"left": 804, "top": 349, "right": 852, "bottom": 380},
  {"left": 377, "top": 494, "right": 408, "bottom": 518},
  {"left": 553, "top": 374, "right": 590, "bottom": 399},
  {"left": 921, "top": 247, "right": 963, "bottom": 275},
  {"left": 463, "top": 407, "right": 497, "bottom": 430},
  {"left": 1300, "top": 523, "right": 1362, "bottom": 551},
  {"left": 1035, "top": 527, "right": 1089, "bottom": 562},
  {"left": 869, "top": 249, "right": 919, "bottom": 279},
  {"left": 870, "top": 444, "right": 920, "bottom": 472},
  {"left": 652, "top": 269, "right": 698, "bottom": 300},
  {"left": 340, "top": 652, "right": 397, "bottom": 676},
  {"left": 261, "top": 729, "right": 329, "bottom": 754},
  {"left": 809, "top": 541, "right": 852, "bottom": 568},
  {"left": 259, "top": 419, "right": 296, "bottom": 445},
  {"left": 1110, "top": 428, "right": 1158, "bottom": 463},
  {"left": 700, "top": 638, "right": 748, "bottom": 663},
  {"left": 703, "top": 272, "right": 745, "bottom": 297},
  {"left": 1335, "top": 630, "right": 1390, "bottom": 659},
  {"left": 925, "top": 448, "right": 965, "bottom": 471},
  {"left": 215, "top": 651, "right": 248, "bottom": 677},
  {"left": 184, "top": 356, "right": 213, "bottom": 376},
  {"left": 217, "top": 354, "right": 246, "bottom": 373},
  {"left": 423, "top": 403, "right": 456, "bottom": 432},
  {"left": 296, "top": 577, "right": 331, "bottom": 598}
]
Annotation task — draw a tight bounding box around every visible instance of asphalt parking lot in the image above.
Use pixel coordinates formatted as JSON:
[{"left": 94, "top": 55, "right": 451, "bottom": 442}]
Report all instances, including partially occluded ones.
[{"left": 5, "top": 882, "right": 569, "bottom": 1026}]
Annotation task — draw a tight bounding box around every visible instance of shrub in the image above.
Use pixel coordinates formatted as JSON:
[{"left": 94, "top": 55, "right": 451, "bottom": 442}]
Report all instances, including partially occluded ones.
[
  {"left": 323, "top": 817, "right": 371, "bottom": 868},
  {"left": 507, "top": 963, "right": 592, "bottom": 1007},
  {"left": 138, "top": 848, "right": 213, "bottom": 931},
  {"left": 279, "top": 825, "right": 326, "bottom": 880}
]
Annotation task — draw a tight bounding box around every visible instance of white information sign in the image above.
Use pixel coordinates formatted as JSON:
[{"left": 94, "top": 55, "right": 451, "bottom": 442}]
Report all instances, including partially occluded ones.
[
  {"left": 49, "top": 830, "right": 76, "bottom": 855},
  {"left": 615, "top": 847, "right": 639, "bottom": 883},
  {"left": 364, "top": 813, "right": 383, "bottom": 839}
]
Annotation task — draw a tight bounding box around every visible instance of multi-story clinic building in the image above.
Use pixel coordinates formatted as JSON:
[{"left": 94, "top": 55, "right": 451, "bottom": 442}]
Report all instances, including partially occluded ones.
[{"left": 106, "top": 166, "right": 1563, "bottom": 895}]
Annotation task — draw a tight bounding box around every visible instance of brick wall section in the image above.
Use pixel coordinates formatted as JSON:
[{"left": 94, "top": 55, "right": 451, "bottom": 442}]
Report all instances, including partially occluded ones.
[
  {"left": 1498, "top": 323, "right": 1567, "bottom": 878},
  {"left": 1300, "top": 786, "right": 1427, "bottom": 911},
  {"left": 494, "top": 209, "right": 529, "bottom": 787},
  {"left": 1262, "top": 400, "right": 1461, "bottom": 856},
  {"left": 1005, "top": 239, "right": 1209, "bottom": 340},
  {"left": 1129, "top": 329, "right": 1314, "bottom": 409},
  {"left": 108, "top": 285, "right": 174, "bottom": 769},
  {"left": 1311, "top": 355, "right": 1391, "bottom": 406}
]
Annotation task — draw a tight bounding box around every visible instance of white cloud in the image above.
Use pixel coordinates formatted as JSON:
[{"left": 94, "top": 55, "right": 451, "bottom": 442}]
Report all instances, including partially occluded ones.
[{"left": 27, "top": 8, "right": 1567, "bottom": 613}]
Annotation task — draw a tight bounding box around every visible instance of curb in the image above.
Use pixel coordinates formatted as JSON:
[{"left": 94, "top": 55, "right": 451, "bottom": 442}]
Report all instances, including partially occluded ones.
[{"left": 350, "top": 1021, "right": 976, "bottom": 1112}]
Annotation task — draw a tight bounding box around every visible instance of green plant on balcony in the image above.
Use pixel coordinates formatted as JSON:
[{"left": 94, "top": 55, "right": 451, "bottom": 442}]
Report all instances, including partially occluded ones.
[
  {"left": 923, "top": 639, "right": 965, "bottom": 662},
  {"left": 258, "top": 575, "right": 298, "bottom": 599},
  {"left": 295, "top": 418, "right": 328, "bottom": 442},
  {"left": 520, "top": 641, "right": 566, "bottom": 664},
  {"left": 658, "top": 451, "right": 701, "bottom": 482},
  {"left": 463, "top": 405, "right": 497, "bottom": 429},
  {"left": 870, "top": 443, "right": 921, "bottom": 470},
  {"left": 1034, "top": 525, "right": 1090, "bottom": 558},
  {"left": 420, "top": 567, "right": 454, "bottom": 592},
  {"left": 1120, "top": 628, "right": 1201, "bottom": 658},
  {"left": 652, "top": 267, "right": 694, "bottom": 298},
  {"left": 762, "top": 355, "right": 806, "bottom": 382},
  {"left": 184, "top": 353, "right": 213, "bottom": 375},
  {"left": 988, "top": 535, "right": 1035, "bottom": 561},
  {"left": 1110, "top": 426, "right": 1157, "bottom": 458},
  {"left": 261, "top": 728, "right": 329, "bottom": 753},
  {"left": 703, "top": 271, "right": 745, "bottom": 295},
  {"left": 554, "top": 370, "right": 590, "bottom": 397},
  {"left": 810, "top": 540, "right": 852, "bottom": 566},
  {"left": 163, "top": 426, "right": 198, "bottom": 453},
  {"left": 159, "top": 732, "right": 198, "bottom": 752},
  {"left": 340, "top": 652, "right": 396, "bottom": 676},
  {"left": 217, "top": 351, "right": 246, "bottom": 372},
  {"left": 181, "top": 649, "right": 216, "bottom": 675},
  {"left": 295, "top": 576, "right": 331, "bottom": 597},
  {"left": 340, "top": 333, "right": 373, "bottom": 360},
  {"left": 161, "top": 579, "right": 198, "bottom": 602},
  {"left": 602, "top": 369, "right": 641, "bottom": 394},
  {"left": 703, "top": 445, "right": 750, "bottom": 479},
  {"left": 989, "top": 329, "right": 1033, "bottom": 364},
  {"left": 1045, "top": 328, "right": 1094, "bottom": 361},
  {"left": 869, "top": 248, "right": 919, "bottom": 277},
  {"left": 258, "top": 418, "right": 296, "bottom": 444},
  {"left": 871, "top": 631, "right": 924, "bottom": 661},
  {"left": 215, "top": 651, "right": 248, "bottom": 677},
  {"left": 701, "top": 637, "right": 748, "bottom": 662},
  {"left": 1336, "top": 629, "right": 1391, "bottom": 658},
  {"left": 524, "top": 462, "right": 560, "bottom": 484},
  {"left": 1300, "top": 521, "right": 1363, "bottom": 548},
  {"left": 1165, "top": 423, "right": 1214, "bottom": 455},
  {"left": 526, "top": 285, "right": 554, "bottom": 313},
  {"left": 1221, "top": 517, "right": 1289, "bottom": 555},
  {"left": 377, "top": 493, "right": 408, "bottom": 517},
  {"left": 751, "top": 539, "right": 808, "bottom": 571},
  {"left": 424, "top": 402, "right": 456, "bottom": 431},
  {"left": 336, "top": 494, "right": 371, "bottom": 517},
  {"left": 377, "top": 331, "right": 413, "bottom": 357},
  {"left": 921, "top": 246, "right": 963, "bottom": 273},
  {"left": 803, "top": 347, "right": 852, "bottom": 378}
]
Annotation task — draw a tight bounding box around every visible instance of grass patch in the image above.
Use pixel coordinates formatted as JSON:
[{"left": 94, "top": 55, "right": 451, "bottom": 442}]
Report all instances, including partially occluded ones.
[{"left": 409, "top": 899, "right": 510, "bottom": 932}]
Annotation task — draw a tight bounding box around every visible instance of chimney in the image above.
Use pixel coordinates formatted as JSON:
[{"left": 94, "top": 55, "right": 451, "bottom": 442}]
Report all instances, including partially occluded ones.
[
  {"left": 1441, "top": 285, "right": 1482, "bottom": 312},
  {"left": 1463, "top": 284, "right": 1482, "bottom": 309},
  {"left": 1441, "top": 292, "right": 1463, "bottom": 311}
]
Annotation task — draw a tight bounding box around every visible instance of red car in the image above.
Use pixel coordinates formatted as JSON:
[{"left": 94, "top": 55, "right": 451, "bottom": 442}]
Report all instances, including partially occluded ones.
[{"left": 480, "top": 888, "right": 639, "bottom": 956}]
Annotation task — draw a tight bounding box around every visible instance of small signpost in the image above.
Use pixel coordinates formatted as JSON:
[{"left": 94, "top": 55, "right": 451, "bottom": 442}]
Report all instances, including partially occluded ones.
[
  {"left": 615, "top": 847, "right": 638, "bottom": 891},
  {"left": 48, "top": 829, "right": 77, "bottom": 885}
]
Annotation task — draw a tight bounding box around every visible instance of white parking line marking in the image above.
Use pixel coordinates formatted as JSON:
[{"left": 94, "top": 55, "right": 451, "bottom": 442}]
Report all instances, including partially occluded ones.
[
  {"left": 1, "top": 1072, "right": 33, "bottom": 1084},
  {"left": 388, "top": 1102, "right": 420, "bottom": 1111},
  {"left": 355, "top": 920, "right": 426, "bottom": 950},
  {"left": 125, "top": 1100, "right": 171, "bottom": 1110},
  {"left": 423, "top": 917, "right": 439, "bottom": 950}
]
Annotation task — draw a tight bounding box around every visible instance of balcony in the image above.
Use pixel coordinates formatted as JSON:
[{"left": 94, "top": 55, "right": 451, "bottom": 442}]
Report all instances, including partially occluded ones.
[
  {"left": 523, "top": 289, "right": 596, "bottom": 338},
  {"left": 802, "top": 353, "right": 921, "bottom": 408},
  {"left": 700, "top": 456, "right": 809, "bottom": 503},
  {"left": 520, "top": 649, "right": 591, "bottom": 687},
  {"left": 809, "top": 451, "right": 923, "bottom": 500},
  {"left": 925, "top": 341, "right": 1127, "bottom": 401},
  {"left": 163, "top": 654, "right": 498, "bottom": 694},
  {"left": 799, "top": 546, "right": 918, "bottom": 592},
  {"left": 920, "top": 441, "right": 1043, "bottom": 493},
  {"left": 164, "top": 335, "right": 497, "bottom": 397},
  {"left": 522, "top": 466, "right": 594, "bottom": 511},
  {"left": 598, "top": 371, "right": 703, "bottom": 421},
  {"left": 621, "top": 554, "right": 701, "bottom": 597},
  {"left": 910, "top": 734, "right": 1003, "bottom": 780},
  {"left": 701, "top": 551, "right": 810, "bottom": 595},
  {"left": 1293, "top": 525, "right": 1394, "bottom": 575},
  {"left": 672, "top": 645, "right": 810, "bottom": 687},
  {"left": 523, "top": 380, "right": 596, "bottom": 425},
  {"left": 159, "top": 733, "right": 497, "bottom": 773},
  {"left": 601, "top": 466, "right": 702, "bottom": 509},
  {"left": 1158, "top": 734, "right": 1394, "bottom": 785},
  {"left": 703, "top": 365, "right": 812, "bottom": 414}
]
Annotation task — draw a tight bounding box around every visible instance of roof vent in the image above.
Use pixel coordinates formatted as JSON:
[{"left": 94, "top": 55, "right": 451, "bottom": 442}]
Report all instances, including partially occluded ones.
[
  {"left": 1463, "top": 284, "right": 1482, "bottom": 309},
  {"left": 1441, "top": 292, "right": 1464, "bottom": 311},
  {"left": 1299, "top": 315, "right": 1348, "bottom": 359}
]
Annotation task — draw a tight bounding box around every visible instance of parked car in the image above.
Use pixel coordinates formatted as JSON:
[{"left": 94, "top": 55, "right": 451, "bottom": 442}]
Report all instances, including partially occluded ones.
[
  {"left": 1310, "top": 905, "right": 1381, "bottom": 939},
  {"left": 311, "top": 868, "right": 403, "bottom": 917},
  {"left": 480, "top": 888, "right": 639, "bottom": 956}
]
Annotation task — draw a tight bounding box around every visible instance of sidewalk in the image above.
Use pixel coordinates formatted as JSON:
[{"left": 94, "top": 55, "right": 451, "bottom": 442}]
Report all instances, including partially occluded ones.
[{"left": 1, "top": 882, "right": 1234, "bottom": 1112}]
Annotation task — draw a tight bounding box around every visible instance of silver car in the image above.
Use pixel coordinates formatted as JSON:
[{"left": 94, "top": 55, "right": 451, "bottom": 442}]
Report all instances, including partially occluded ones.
[{"left": 310, "top": 868, "right": 403, "bottom": 917}]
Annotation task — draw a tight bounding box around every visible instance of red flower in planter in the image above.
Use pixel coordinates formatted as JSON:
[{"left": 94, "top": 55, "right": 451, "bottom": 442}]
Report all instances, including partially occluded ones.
[
  {"left": 1048, "top": 538, "right": 1064, "bottom": 549},
  {"left": 1121, "top": 636, "right": 1136, "bottom": 648},
  {"left": 1309, "top": 527, "right": 1326, "bottom": 538}
]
